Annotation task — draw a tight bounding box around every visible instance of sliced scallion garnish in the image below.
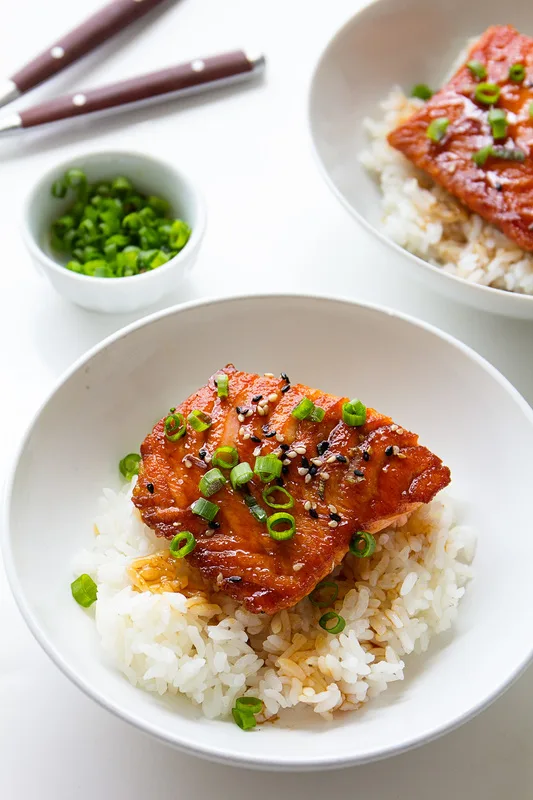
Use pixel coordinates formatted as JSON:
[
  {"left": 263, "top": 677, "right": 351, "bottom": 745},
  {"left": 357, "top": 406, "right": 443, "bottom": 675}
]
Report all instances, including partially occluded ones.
[
  {"left": 426, "top": 117, "right": 449, "bottom": 142},
  {"left": 411, "top": 83, "right": 433, "bottom": 101},
  {"left": 199, "top": 468, "right": 226, "bottom": 497},
  {"left": 235, "top": 697, "right": 263, "bottom": 715},
  {"left": 309, "top": 581, "right": 339, "bottom": 608},
  {"left": 71, "top": 574, "right": 98, "bottom": 607},
  {"left": 119, "top": 452, "right": 141, "bottom": 481},
  {"left": 474, "top": 82, "right": 500, "bottom": 105},
  {"left": 349, "top": 531, "right": 376, "bottom": 558},
  {"left": 319, "top": 611, "right": 346, "bottom": 635},
  {"left": 291, "top": 397, "right": 314, "bottom": 420},
  {"left": 169, "top": 531, "right": 196, "bottom": 558},
  {"left": 472, "top": 145, "right": 492, "bottom": 167},
  {"left": 212, "top": 446, "right": 239, "bottom": 469},
  {"left": 244, "top": 493, "right": 267, "bottom": 523},
  {"left": 309, "top": 405, "right": 325, "bottom": 423},
  {"left": 164, "top": 412, "right": 186, "bottom": 442},
  {"left": 187, "top": 409, "right": 212, "bottom": 433},
  {"left": 254, "top": 454, "right": 282, "bottom": 483},
  {"left": 262, "top": 485, "right": 294, "bottom": 509},
  {"left": 267, "top": 512, "right": 296, "bottom": 541},
  {"left": 467, "top": 60, "right": 487, "bottom": 80},
  {"left": 230, "top": 461, "right": 253, "bottom": 490},
  {"left": 232, "top": 707, "right": 257, "bottom": 730},
  {"left": 215, "top": 373, "right": 229, "bottom": 398},
  {"left": 191, "top": 497, "right": 219, "bottom": 522},
  {"left": 509, "top": 63, "right": 526, "bottom": 83},
  {"left": 490, "top": 145, "right": 526, "bottom": 162},
  {"left": 488, "top": 107, "right": 508, "bottom": 140},
  {"left": 342, "top": 399, "right": 367, "bottom": 427}
]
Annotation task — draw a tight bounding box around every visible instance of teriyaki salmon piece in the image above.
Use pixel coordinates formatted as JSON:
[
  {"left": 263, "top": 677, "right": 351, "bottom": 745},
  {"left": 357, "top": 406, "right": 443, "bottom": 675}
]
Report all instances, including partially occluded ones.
[
  {"left": 132, "top": 366, "right": 450, "bottom": 614},
  {"left": 388, "top": 25, "right": 533, "bottom": 251}
]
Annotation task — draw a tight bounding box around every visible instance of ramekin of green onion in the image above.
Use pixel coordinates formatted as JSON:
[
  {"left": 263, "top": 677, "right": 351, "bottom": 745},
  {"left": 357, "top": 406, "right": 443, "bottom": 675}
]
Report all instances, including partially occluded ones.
[{"left": 22, "top": 150, "right": 206, "bottom": 314}]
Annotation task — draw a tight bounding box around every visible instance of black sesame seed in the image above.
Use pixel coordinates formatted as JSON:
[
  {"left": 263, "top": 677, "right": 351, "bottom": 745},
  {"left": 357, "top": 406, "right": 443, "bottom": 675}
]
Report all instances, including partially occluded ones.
[
  {"left": 281, "top": 384, "right": 291, "bottom": 394},
  {"left": 208, "top": 521, "right": 221, "bottom": 530},
  {"left": 282, "top": 465, "right": 290, "bottom": 475},
  {"left": 252, "top": 395, "right": 263, "bottom": 403},
  {"left": 354, "top": 469, "right": 364, "bottom": 477},
  {"left": 317, "top": 441, "right": 330, "bottom": 455},
  {"left": 279, "top": 443, "right": 290, "bottom": 452},
  {"left": 199, "top": 449, "right": 207, "bottom": 460},
  {"left": 385, "top": 446, "right": 394, "bottom": 456},
  {"left": 264, "top": 431, "right": 276, "bottom": 438},
  {"left": 362, "top": 451, "right": 370, "bottom": 462},
  {"left": 281, "top": 373, "right": 290, "bottom": 383},
  {"left": 146, "top": 483, "right": 154, "bottom": 494},
  {"left": 227, "top": 576, "right": 242, "bottom": 583},
  {"left": 251, "top": 435, "right": 262, "bottom": 443},
  {"left": 309, "top": 508, "right": 319, "bottom": 519},
  {"left": 262, "top": 425, "right": 271, "bottom": 434},
  {"left": 336, "top": 454, "right": 347, "bottom": 463},
  {"left": 329, "top": 512, "right": 341, "bottom": 522},
  {"left": 309, "top": 465, "right": 318, "bottom": 476},
  {"left": 276, "top": 477, "right": 285, "bottom": 487},
  {"left": 236, "top": 406, "right": 244, "bottom": 415},
  {"left": 495, "top": 182, "right": 502, "bottom": 191},
  {"left": 301, "top": 456, "right": 310, "bottom": 469}
]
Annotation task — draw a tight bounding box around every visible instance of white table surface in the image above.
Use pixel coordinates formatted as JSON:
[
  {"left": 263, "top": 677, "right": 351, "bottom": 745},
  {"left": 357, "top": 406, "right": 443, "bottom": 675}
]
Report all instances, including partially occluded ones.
[{"left": 1, "top": 0, "right": 533, "bottom": 797}]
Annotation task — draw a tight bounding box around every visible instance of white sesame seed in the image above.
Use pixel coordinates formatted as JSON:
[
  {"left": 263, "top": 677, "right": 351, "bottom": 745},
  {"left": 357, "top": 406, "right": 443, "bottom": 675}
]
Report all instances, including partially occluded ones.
[
  {"left": 321, "top": 471, "right": 330, "bottom": 480},
  {"left": 304, "top": 501, "right": 311, "bottom": 511},
  {"left": 204, "top": 529, "right": 214, "bottom": 538},
  {"left": 298, "top": 467, "right": 309, "bottom": 476},
  {"left": 398, "top": 453, "right": 407, "bottom": 459},
  {"left": 293, "top": 563, "right": 304, "bottom": 572},
  {"left": 243, "top": 432, "right": 251, "bottom": 441},
  {"left": 184, "top": 459, "right": 192, "bottom": 468},
  {"left": 246, "top": 409, "right": 254, "bottom": 418},
  {"left": 275, "top": 433, "right": 284, "bottom": 442},
  {"left": 287, "top": 450, "right": 297, "bottom": 459},
  {"left": 283, "top": 459, "right": 291, "bottom": 466},
  {"left": 204, "top": 453, "right": 212, "bottom": 463},
  {"left": 295, "top": 446, "right": 306, "bottom": 455},
  {"left": 397, "top": 428, "right": 404, "bottom": 435},
  {"left": 264, "top": 372, "right": 275, "bottom": 377},
  {"left": 268, "top": 393, "right": 278, "bottom": 403},
  {"left": 392, "top": 445, "right": 401, "bottom": 456},
  {"left": 258, "top": 398, "right": 268, "bottom": 408},
  {"left": 253, "top": 446, "right": 261, "bottom": 457},
  {"left": 311, "top": 502, "right": 317, "bottom": 510},
  {"left": 390, "top": 424, "right": 398, "bottom": 432},
  {"left": 326, "top": 454, "right": 337, "bottom": 464},
  {"left": 328, "top": 504, "right": 337, "bottom": 513},
  {"left": 328, "top": 520, "right": 338, "bottom": 528},
  {"left": 173, "top": 521, "right": 179, "bottom": 527},
  {"left": 257, "top": 406, "right": 266, "bottom": 416},
  {"left": 239, "top": 426, "right": 245, "bottom": 436},
  {"left": 238, "top": 414, "right": 245, "bottom": 423},
  {"left": 305, "top": 474, "right": 312, "bottom": 484},
  {"left": 311, "top": 458, "right": 323, "bottom": 467}
]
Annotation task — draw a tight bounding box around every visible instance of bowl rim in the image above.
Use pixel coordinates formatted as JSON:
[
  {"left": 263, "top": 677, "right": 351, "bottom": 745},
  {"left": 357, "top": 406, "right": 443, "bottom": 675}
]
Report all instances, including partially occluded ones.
[
  {"left": 307, "top": 0, "right": 533, "bottom": 311},
  {"left": 20, "top": 147, "right": 207, "bottom": 287},
  {"left": 4, "top": 291, "right": 533, "bottom": 770}
]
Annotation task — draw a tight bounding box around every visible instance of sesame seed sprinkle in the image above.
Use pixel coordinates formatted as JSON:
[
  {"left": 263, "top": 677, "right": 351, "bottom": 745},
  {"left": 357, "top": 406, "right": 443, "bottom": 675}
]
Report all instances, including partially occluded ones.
[
  {"left": 281, "top": 373, "right": 290, "bottom": 383},
  {"left": 309, "top": 465, "right": 318, "bottom": 476},
  {"left": 253, "top": 446, "right": 261, "bottom": 457},
  {"left": 304, "top": 500, "right": 311, "bottom": 511},
  {"left": 354, "top": 468, "right": 364, "bottom": 477},
  {"left": 246, "top": 409, "right": 254, "bottom": 418},
  {"left": 363, "top": 451, "right": 370, "bottom": 462},
  {"left": 243, "top": 432, "right": 251, "bottom": 441},
  {"left": 295, "top": 446, "right": 306, "bottom": 455},
  {"left": 293, "top": 562, "right": 304, "bottom": 572},
  {"left": 309, "top": 508, "right": 318, "bottom": 518},
  {"left": 264, "top": 431, "right": 276, "bottom": 438},
  {"left": 328, "top": 520, "right": 339, "bottom": 528},
  {"left": 199, "top": 449, "right": 207, "bottom": 460},
  {"left": 301, "top": 456, "right": 310, "bottom": 468},
  {"left": 268, "top": 393, "right": 278, "bottom": 403},
  {"left": 326, "top": 454, "right": 337, "bottom": 464},
  {"left": 283, "top": 459, "right": 291, "bottom": 466},
  {"left": 251, "top": 435, "right": 262, "bottom": 443},
  {"left": 282, "top": 465, "right": 289, "bottom": 475},
  {"left": 252, "top": 395, "right": 263, "bottom": 403},
  {"left": 336, "top": 454, "right": 347, "bottom": 463},
  {"left": 311, "top": 458, "right": 323, "bottom": 467},
  {"left": 321, "top": 472, "right": 330, "bottom": 480},
  {"left": 287, "top": 450, "right": 298, "bottom": 459},
  {"left": 239, "top": 426, "right": 245, "bottom": 437},
  {"left": 172, "top": 521, "right": 179, "bottom": 527},
  {"left": 298, "top": 467, "right": 309, "bottom": 476},
  {"left": 329, "top": 512, "right": 341, "bottom": 522},
  {"left": 385, "top": 446, "right": 394, "bottom": 456},
  {"left": 279, "top": 443, "right": 290, "bottom": 451},
  {"left": 147, "top": 483, "right": 154, "bottom": 494},
  {"left": 317, "top": 441, "right": 329, "bottom": 455},
  {"left": 184, "top": 459, "right": 192, "bottom": 468},
  {"left": 264, "top": 372, "right": 275, "bottom": 377},
  {"left": 392, "top": 445, "right": 401, "bottom": 456},
  {"left": 238, "top": 414, "right": 245, "bottom": 423},
  {"left": 328, "top": 504, "right": 337, "bottom": 513},
  {"left": 304, "top": 474, "right": 312, "bottom": 484},
  {"left": 281, "top": 384, "right": 291, "bottom": 394},
  {"left": 275, "top": 433, "right": 285, "bottom": 442}
]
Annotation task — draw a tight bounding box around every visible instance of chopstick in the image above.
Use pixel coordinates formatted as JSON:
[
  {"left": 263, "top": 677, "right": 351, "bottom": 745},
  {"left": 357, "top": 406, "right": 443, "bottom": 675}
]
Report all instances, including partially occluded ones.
[
  {"left": 0, "top": 0, "right": 172, "bottom": 109},
  {"left": 0, "top": 51, "right": 266, "bottom": 134}
]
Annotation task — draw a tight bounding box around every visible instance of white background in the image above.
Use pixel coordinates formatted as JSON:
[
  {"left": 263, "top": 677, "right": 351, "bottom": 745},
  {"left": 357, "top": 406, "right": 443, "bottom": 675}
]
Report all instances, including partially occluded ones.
[{"left": 1, "top": 0, "right": 533, "bottom": 796}]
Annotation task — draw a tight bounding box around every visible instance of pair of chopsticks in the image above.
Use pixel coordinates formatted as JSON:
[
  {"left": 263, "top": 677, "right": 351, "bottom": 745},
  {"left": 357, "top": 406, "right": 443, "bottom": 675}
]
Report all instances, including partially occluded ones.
[{"left": 0, "top": 0, "right": 265, "bottom": 135}]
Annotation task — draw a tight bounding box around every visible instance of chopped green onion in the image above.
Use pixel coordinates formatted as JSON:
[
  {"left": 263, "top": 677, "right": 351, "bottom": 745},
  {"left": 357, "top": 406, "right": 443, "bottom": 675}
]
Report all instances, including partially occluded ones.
[
  {"left": 488, "top": 107, "right": 508, "bottom": 139},
  {"left": 467, "top": 60, "right": 487, "bottom": 80},
  {"left": 119, "top": 452, "right": 141, "bottom": 481},
  {"left": 230, "top": 462, "right": 253, "bottom": 489},
  {"left": 191, "top": 497, "right": 219, "bottom": 522},
  {"left": 426, "top": 117, "right": 450, "bottom": 142},
  {"left": 71, "top": 574, "right": 97, "bottom": 607},
  {"left": 262, "top": 485, "right": 294, "bottom": 509},
  {"left": 51, "top": 178, "right": 68, "bottom": 198},
  {"left": 164, "top": 412, "right": 186, "bottom": 442},
  {"left": 244, "top": 493, "right": 267, "bottom": 523},
  {"left": 212, "top": 446, "right": 239, "bottom": 469},
  {"left": 65, "top": 168, "right": 87, "bottom": 191},
  {"left": 474, "top": 82, "right": 500, "bottom": 105},
  {"left": 349, "top": 531, "right": 376, "bottom": 558},
  {"left": 215, "top": 373, "right": 229, "bottom": 398},
  {"left": 472, "top": 145, "right": 492, "bottom": 166},
  {"left": 235, "top": 696, "right": 263, "bottom": 714},
  {"left": 267, "top": 512, "right": 296, "bottom": 541},
  {"left": 309, "top": 405, "right": 325, "bottom": 423},
  {"left": 291, "top": 397, "right": 314, "bottom": 420},
  {"left": 411, "top": 83, "right": 433, "bottom": 100},
  {"left": 254, "top": 454, "right": 282, "bottom": 483},
  {"left": 309, "top": 581, "right": 339, "bottom": 608},
  {"left": 319, "top": 611, "right": 346, "bottom": 635},
  {"left": 187, "top": 409, "right": 212, "bottom": 432},
  {"left": 232, "top": 707, "right": 256, "bottom": 730},
  {"left": 490, "top": 145, "right": 526, "bottom": 162},
  {"left": 342, "top": 399, "right": 367, "bottom": 427},
  {"left": 199, "top": 468, "right": 226, "bottom": 497},
  {"left": 509, "top": 63, "right": 526, "bottom": 82},
  {"left": 169, "top": 531, "right": 196, "bottom": 558}
]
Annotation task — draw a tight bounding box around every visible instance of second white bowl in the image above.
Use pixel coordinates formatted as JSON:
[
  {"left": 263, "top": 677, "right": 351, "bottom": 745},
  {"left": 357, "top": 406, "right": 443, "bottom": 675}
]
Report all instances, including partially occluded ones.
[{"left": 22, "top": 150, "right": 206, "bottom": 314}]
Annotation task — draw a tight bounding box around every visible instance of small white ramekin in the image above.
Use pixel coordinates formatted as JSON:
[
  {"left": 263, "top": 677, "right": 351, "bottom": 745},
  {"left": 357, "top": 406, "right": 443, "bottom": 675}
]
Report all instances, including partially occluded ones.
[{"left": 22, "top": 149, "right": 206, "bottom": 314}]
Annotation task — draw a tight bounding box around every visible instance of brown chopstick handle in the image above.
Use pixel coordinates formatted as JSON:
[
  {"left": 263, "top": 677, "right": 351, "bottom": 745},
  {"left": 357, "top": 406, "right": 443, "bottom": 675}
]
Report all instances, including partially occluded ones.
[
  {"left": 10, "top": 0, "right": 169, "bottom": 94},
  {"left": 19, "top": 51, "right": 257, "bottom": 128}
]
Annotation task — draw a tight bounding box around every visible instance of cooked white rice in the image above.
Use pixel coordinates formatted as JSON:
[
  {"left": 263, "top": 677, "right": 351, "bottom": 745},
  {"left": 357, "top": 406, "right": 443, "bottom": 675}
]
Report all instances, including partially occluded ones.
[
  {"left": 360, "top": 87, "right": 533, "bottom": 295},
  {"left": 74, "top": 481, "right": 474, "bottom": 722}
]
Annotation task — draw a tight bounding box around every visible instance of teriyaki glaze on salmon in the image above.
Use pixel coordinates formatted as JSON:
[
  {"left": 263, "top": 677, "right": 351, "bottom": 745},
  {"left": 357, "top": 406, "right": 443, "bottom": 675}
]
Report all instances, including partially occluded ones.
[{"left": 132, "top": 366, "right": 450, "bottom": 615}]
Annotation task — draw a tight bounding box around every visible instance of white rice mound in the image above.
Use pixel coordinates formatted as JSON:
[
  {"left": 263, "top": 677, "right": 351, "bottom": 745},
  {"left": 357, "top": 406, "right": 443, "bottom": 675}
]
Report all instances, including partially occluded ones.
[
  {"left": 360, "top": 87, "right": 533, "bottom": 295},
  {"left": 74, "top": 481, "right": 475, "bottom": 722}
]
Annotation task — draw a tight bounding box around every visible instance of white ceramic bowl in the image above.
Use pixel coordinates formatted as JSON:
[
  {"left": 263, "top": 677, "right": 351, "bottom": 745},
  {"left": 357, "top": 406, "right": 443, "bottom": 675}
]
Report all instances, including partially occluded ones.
[
  {"left": 309, "top": 0, "right": 533, "bottom": 319},
  {"left": 4, "top": 294, "right": 533, "bottom": 770},
  {"left": 22, "top": 150, "right": 206, "bottom": 314}
]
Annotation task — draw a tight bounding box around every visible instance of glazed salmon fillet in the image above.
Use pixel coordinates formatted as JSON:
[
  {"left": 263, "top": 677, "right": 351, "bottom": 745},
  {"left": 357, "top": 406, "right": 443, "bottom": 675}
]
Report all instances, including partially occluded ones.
[
  {"left": 132, "top": 366, "right": 450, "bottom": 614},
  {"left": 388, "top": 25, "right": 533, "bottom": 251}
]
